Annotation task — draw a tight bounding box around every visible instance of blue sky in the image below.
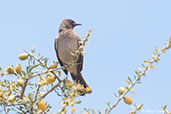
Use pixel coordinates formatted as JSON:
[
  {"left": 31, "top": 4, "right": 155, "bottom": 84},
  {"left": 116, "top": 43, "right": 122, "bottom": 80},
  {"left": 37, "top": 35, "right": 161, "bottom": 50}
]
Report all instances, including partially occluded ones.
[{"left": 0, "top": 0, "right": 171, "bottom": 114}]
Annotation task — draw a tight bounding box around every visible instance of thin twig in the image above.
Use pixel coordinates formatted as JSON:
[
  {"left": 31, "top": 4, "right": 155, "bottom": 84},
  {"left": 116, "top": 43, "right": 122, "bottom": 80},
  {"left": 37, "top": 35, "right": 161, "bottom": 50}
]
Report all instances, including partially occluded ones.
[
  {"left": 41, "top": 80, "right": 64, "bottom": 99},
  {"left": 6, "top": 103, "right": 24, "bottom": 107},
  {"left": 24, "top": 50, "right": 45, "bottom": 67},
  {"left": 33, "top": 85, "right": 40, "bottom": 103},
  {"left": 3, "top": 104, "right": 7, "bottom": 114},
  {"left": 20, "top": 78, "right": 29, "bottom": 99},
  {"left": 31, "top": 67, "right": 63, "bottom": 78}
]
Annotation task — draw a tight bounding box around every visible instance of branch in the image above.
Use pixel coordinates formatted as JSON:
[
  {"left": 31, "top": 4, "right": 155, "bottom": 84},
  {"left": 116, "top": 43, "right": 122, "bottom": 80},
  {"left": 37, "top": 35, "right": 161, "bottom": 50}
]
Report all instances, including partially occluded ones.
[
  {"left": 19, "top": 77, "right": 29, "bottom": 99},
  {"left": 105, "top": 37, "right": 171, "bottom": 114},
  {"left": 24, "top": 50, "right": 62, "bottom": 83}
]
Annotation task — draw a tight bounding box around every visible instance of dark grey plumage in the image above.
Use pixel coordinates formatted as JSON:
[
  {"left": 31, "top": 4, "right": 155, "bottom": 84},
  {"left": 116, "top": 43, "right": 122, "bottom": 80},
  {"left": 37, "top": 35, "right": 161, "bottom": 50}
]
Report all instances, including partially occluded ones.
[{"left": 54, "top": 19, "right": 92, "bottom": 94}]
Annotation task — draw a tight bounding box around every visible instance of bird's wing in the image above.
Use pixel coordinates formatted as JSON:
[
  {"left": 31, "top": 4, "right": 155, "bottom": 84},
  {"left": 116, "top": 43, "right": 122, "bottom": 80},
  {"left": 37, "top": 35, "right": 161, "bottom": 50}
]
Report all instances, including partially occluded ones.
[
  {"left": 76, "top": 35, "right": 83, "bottom": 72},
  {"left": 78, "top": 53, "right": 83, "bottom": 72},
  {"left": 54, "top": 37, "right": 68, "bottom": 75}
]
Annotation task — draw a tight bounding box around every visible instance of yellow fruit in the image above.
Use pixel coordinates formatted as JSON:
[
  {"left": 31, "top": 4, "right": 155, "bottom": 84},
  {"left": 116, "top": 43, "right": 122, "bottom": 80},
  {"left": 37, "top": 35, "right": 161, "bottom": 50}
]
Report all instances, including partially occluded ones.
[
  {"left": 19, "top": 53, "right": 28, "bottom": 60},
  {"left": 38, "top": 82, "right": 44, "bottom": 87},
  {"left": 8, "top": 96, "right": 15, "bottom": 102},
  {"left": 47, "top": 76, "right": 56, "bottom": 84},
  {"left": 149, "top": 64, "right": 153, "bottom": 69},
  {"left": 86, "top": 87, "right": 92, "bottom": 93},
  {"left": 124, "top": 96, "right": 132, "bottom": 105},
  {"left": 38, "top": 100, "right": 46, "bottom": 112},
  {"left": 48, "top": 62, "right": 58, "bottom": 69},
  {"left": 16, "top": 64, "right": 22, "bottom": 74},
  {"left": 7, "top": 66, "right": 14, "bottom": 74},
  {"left": 118, "top": 87, "right": 125, "bottom": 95},
  {"left": 17, "top": 79, "right": 24, "bottom": 87}
]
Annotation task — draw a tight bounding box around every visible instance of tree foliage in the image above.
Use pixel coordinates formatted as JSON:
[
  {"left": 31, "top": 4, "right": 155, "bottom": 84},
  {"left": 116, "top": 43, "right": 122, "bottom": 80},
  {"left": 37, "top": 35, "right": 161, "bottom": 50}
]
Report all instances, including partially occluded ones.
[{"left": 0, "top": 31, "right": 171, "bottom": 114}]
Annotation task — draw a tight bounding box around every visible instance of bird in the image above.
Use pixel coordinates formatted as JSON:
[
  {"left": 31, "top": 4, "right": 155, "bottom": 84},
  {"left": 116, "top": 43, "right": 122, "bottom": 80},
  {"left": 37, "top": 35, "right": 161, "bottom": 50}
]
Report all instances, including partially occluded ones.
[{"left": 54, "top": 19, "right": 92, "bottom": 95}]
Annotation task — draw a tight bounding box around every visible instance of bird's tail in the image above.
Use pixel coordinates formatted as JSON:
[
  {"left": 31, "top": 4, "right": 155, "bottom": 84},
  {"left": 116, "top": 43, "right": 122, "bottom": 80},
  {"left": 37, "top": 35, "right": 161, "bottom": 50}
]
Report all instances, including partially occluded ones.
[{"left": 70, "top": 73, "right": 92, "bottom": 95}]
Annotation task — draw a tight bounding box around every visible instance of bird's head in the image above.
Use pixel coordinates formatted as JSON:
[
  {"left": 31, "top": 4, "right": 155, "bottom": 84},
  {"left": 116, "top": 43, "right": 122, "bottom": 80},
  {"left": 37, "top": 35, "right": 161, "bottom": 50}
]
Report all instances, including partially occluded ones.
[{"left": 59, "top": 19, "right": 81, "bottom": 32}]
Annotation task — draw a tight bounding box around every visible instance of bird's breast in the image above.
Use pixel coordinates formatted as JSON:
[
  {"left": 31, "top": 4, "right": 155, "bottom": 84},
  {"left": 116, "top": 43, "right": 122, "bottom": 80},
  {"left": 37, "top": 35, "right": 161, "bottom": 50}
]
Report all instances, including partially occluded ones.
[{"left": 57, "top": 33, "right": 78, "bottom": 65}]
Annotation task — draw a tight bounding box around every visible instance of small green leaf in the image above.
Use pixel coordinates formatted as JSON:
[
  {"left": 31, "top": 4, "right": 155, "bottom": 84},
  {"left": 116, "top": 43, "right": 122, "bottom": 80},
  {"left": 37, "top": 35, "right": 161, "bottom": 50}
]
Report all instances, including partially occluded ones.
[
  {"left": 31, "top": 48, "right": 35, "bottom": 54},
  {"left": 39, "top": 56, "right": 44, "bottom": 60},
  {"left": 137, "top": 80, "right": 142, "bottom": 84},
  {"left": 144, "top": 60, "right": 149, "bottom": 63},
  {"left": 21, "top": 70, "right": 26, "bottom": 76},
  {"left": 128, "top": 77, "right": 132, "bottom": 83},
  {"left": 106, "top": 102, "right": 110, "bottom": 107},
  {"left": 125, "top": 80, "right": 130, "bottom": 85},
  {"left": 98, "top": 110, "right": 103, "bottom": 114},
  {"left": 76, "top": 101, "right": 81, "bottom": 104},
  {"left": 28, "top": 93, "right": 33, "bottom": 100},
  {"left": 92, "top": 109, "right": 95, "bottom": 114},
  {"left": 135, "top": 70, "right": 139, "bottom": 75},
  {"left": 163, "top": 105, "right": 167, "bottom": 110},
  {"left": 7, "top": 108, "right": 11, "bottom": 113},
  {"left": 44, "top": 59, "right": 48, "bottom": 66},
  {"left": 114, "top": 92, "right": 118, "bottom": 97},
  {"left": 137, "top": 104, "right": 143, "bottom": 110},
  {"left": 29, "top": 56, "right": 33, "bottom": 63},
  {"left": 142, "top": 64, "right": 145, "bottom": 67},
  {"left": 125, "top": 86, "right": 130, "bottom": 91}
]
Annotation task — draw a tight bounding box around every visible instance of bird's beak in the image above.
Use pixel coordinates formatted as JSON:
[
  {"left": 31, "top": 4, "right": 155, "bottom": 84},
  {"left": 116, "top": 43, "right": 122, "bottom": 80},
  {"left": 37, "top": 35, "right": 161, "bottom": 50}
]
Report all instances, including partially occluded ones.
[{"left": 74, "top": 22, "right": 82, "bottom": 26}]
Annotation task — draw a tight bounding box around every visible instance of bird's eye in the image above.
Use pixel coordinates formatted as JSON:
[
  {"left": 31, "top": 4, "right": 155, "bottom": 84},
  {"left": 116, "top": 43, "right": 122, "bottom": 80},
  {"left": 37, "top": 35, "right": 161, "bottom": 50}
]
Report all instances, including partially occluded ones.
[{"left": 69, "top": 20, "right": 75, "bottom": 24}]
